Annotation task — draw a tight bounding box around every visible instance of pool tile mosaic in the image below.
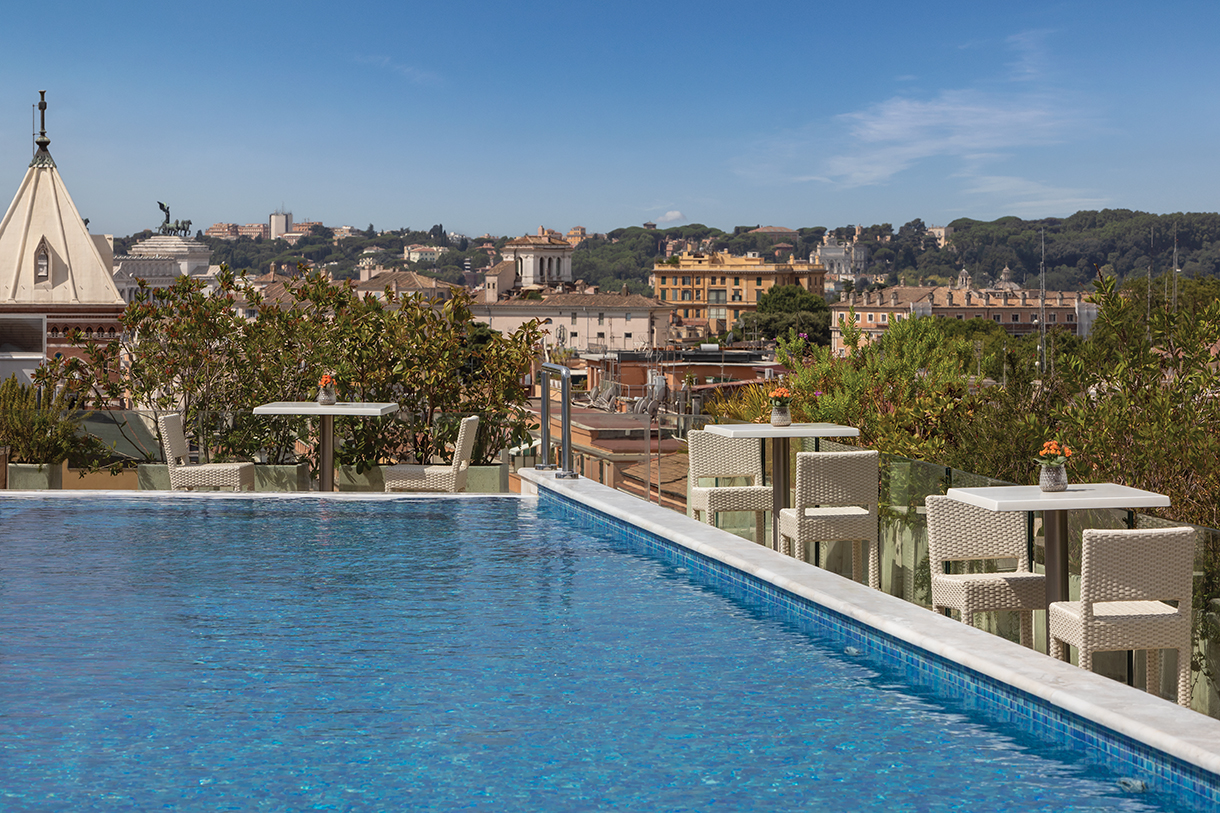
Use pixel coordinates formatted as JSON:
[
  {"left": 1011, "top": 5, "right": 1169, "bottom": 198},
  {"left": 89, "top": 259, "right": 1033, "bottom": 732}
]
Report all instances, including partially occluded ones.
[{"left": 538, "top": 485, "right": 1220, "bottom": 812}]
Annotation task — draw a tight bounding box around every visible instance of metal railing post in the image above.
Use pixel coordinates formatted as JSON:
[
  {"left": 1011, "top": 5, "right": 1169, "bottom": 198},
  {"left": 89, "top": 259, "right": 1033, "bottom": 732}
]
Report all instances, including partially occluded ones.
[{"left": 538, "top": 361, "right": 577, "bottom": 479}]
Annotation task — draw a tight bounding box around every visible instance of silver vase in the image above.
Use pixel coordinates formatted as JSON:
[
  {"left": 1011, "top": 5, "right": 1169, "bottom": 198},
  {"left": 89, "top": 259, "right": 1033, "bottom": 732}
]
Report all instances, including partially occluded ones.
[
  {"left": 1038, "top": 464, "right": 1067, "bottom": 492},
  {"left": 770, "top": 405, "right": 792, "bottom": 427},
  {"left": 316, "top": 386, "right": 337, "bottom": 406}
]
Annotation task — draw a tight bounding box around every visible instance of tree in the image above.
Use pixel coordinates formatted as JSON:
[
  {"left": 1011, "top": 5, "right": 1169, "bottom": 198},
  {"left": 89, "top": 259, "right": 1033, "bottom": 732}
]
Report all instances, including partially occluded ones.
[{"left": 756, "top": 284, "right": 827, "bottom": 315}]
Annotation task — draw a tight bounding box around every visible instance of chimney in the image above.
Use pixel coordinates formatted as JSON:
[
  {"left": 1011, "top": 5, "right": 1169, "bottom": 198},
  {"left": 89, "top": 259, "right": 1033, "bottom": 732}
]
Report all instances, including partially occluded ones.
[
  {"left": 985, "top": 292, "right": 992, "bottom": 305},
  {"left": 890, "top": 290, "right": 898, "bottom": 305},
  {"left": 1020, "top": 291, "right": 1028, "bottom": 305},
  {"left": 946, "top": 291, "right": 954, "bottom": 306},
  {"left": 1058, "top": 292, "right": 1065, "bottom": 305},
  {"left": 965, "top": 291, "right": 973, "bottom": 306}
]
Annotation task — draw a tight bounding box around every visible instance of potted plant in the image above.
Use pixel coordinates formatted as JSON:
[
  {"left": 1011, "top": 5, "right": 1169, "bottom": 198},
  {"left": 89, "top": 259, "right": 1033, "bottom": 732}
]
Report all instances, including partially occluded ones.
[
  {"left": 0, "top": 375, "right": 111, "bottom": 489},
  {"left": 1033, "top": 439, "right": 1072, "bottom": 492}
]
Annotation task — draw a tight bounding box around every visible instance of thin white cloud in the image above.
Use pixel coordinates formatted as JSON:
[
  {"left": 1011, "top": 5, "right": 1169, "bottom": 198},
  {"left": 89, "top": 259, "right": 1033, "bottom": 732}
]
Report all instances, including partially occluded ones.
[
  {"left": 656, "top": 210, "right": 685, "bottom": 224},
  {"left": 355, "top": 55, "right": 440, "bottom": 86},
  {"left": 824, "top": 89, "right": 1071, "bottom": 186},
  {"left": 1005, "top": 29, "right": 1056, "bottom": 82},
  {"left": 958, "top": 173, "right": 1109, "bottom": 216}
]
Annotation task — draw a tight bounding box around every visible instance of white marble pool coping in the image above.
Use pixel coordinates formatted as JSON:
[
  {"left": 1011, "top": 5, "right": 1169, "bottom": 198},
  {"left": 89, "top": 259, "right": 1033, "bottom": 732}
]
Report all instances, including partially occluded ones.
[{"left": 517, "top": 469, "right": 1220, "bottom": 779}]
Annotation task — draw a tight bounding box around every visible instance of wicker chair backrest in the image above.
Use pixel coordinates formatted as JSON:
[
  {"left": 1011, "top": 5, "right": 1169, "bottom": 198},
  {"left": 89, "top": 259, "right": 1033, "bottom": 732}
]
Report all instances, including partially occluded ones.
[
  {"left": 1080, "top": 526, "right": 1195, "bottom": 608},
  {"left": 793, "top": 450, "right": 878, "bottom": 508},
  {"left": 158, "top": 413, "right": 190, "bottom": 468},
  {"left": 925, "top": 494, "right": 1029, "bottom": 571},
  {"left": 687, "top": 429, "right": 763, "bottom": 483},
  {"left": 452, "top": 415, "right": 479, "bottom": 473}
]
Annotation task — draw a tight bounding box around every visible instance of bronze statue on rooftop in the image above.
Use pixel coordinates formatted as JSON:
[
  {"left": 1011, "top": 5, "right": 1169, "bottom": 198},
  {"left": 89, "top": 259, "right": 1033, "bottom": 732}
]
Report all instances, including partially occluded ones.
[{"left": 156, "top": 202, "right": 192, "bottom": 237}]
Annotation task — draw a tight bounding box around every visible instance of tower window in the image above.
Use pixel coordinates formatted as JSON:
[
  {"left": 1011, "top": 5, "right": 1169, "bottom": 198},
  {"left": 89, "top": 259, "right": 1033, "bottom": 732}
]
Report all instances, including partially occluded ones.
[{"left": 35, "top": 243, "right": 50, "bottom": 280}]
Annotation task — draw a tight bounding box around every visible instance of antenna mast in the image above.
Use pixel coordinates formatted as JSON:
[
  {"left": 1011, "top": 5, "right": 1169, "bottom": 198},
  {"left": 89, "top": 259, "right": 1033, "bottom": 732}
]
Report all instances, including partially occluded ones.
[{"left": 1039, "top": 229, "right": 1046, "bottom": 376}]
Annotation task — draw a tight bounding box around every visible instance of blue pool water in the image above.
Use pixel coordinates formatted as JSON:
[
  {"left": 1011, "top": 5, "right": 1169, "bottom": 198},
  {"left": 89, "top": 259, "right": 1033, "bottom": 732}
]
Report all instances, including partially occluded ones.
[{"left": 0, "top": 496, "right": 1185, "bottom": 811}]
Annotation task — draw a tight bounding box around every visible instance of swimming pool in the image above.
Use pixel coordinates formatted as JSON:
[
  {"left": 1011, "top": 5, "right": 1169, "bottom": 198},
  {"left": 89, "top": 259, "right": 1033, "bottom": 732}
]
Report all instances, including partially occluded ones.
[{"left": 0, "top": 493, "right": 1212, "bottom": 810}]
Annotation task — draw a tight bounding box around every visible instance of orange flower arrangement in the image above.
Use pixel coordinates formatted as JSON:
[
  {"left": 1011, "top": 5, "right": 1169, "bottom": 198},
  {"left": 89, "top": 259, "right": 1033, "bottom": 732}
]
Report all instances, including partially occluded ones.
[
  {"left": 769, "top": 386, "right": 793, "bottom": 407},
  {"left": 1033, "top": 439, "right": 1072, "bottom": 467},
  {"left": 318, "top": 373, "right": 336, "bottom": 389}
]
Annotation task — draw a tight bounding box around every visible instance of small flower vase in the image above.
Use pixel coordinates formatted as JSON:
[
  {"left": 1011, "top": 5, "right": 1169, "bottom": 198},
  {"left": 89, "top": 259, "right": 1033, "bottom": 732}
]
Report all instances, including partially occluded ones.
[
  {"left": 316, "top": 385, "right": 337, "bottom": 406},
  {"left": 1038, "top": 464, "right": 1067, "bottom": 492},
  {"left": 770, "top": 404, "right": 792, "bottom": 427}
]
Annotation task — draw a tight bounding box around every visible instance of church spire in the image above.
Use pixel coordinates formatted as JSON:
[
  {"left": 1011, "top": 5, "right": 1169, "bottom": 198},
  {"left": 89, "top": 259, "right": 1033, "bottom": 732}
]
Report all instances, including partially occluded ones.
[{"left": 30, "top": 90, "right": 55, "bottom": 168}]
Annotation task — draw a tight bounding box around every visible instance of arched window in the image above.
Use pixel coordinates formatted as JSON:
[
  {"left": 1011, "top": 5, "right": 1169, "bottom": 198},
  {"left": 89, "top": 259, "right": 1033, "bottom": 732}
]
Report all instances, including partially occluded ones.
[{"left": 35, "top": 240, "right": 50, "bottom": 280}]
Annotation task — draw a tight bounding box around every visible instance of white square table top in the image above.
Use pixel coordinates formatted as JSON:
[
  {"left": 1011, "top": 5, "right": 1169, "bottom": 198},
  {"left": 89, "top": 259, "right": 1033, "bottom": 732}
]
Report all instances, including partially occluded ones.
[
  {"left": 703, "top": 422, "right": 860, "bottom": 439},
  {"left": 253, "top": 401, "right": 399, "bottom": 417},
  {"left": 946, "top": 483, "right": 1170, "bottom": 513}
]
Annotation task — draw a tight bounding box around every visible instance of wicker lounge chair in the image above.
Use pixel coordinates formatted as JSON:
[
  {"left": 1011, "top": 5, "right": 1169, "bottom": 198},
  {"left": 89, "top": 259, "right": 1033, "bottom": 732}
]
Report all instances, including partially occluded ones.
[
  {"left": 779, "top": 450, "right": 879, "bottom": 588},
  {"left": 384, "top": 415, "right": 479, "bottom": 492},
  {"left": 157, "top": 412, "right": 254, "bottom": 492},
  {"left": 686, "top": 429, "right": 771, "bottom": 544},
  {"left": 1049, "top": 526, "right": 1195, "bottom": 706},
  {"left": 925, "top": 495, "right": 1045, "bottom": 648}
]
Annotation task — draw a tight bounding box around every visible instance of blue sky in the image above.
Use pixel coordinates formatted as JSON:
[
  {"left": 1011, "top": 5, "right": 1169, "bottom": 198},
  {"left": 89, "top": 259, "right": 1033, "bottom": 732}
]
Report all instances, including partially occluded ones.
[{"left": 1, "top": 0, "right": 1217, "bottom": 239}]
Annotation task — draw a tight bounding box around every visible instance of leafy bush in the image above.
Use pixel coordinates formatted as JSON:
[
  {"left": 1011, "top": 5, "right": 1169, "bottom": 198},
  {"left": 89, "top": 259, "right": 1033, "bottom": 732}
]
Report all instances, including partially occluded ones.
[{"left": 0, "top": 375, "right": 110, "bottom": 466}]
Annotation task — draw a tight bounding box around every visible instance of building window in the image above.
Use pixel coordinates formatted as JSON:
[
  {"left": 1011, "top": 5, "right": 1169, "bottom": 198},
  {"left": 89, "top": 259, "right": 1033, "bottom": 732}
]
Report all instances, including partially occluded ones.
[
  {"left": 570, "top": 332, "right": 578, "bottom": 338},
  {"left": 660, "top": 290, "right": 666, "bottom": 301},
  {"left": 1066, "top": 314, "right": 1075, "bottom": 323},
  {"left": 720, "top": 277, "right": 726, "bottom": 285},
  {"left": 708, "top": 289, "right": 726, "bottom": 304},
  {"left": 1011, "top": 314, "right": 1020, "bottom": 323},
  {"left": 598, "top": 313, "right": 605, "bottom": 325},
  {"left": 683, "top": 309, "right": 690, "bottom": 318},
  {"left": 681, "top": 290, "right": 692, "bottom": 301},
  {"left": 597, "top": 332, "right": 605, "bottom": 340},
  {"left": 35, "top": 242, "right": 50, "bottom": 280},
  {"left": 993, "top": 315, "right": 1001, "bottom": 323},
  {"left": 755, "top": 277, "right": 763, "bottom": 286},
  {"left": 624, "top": 333, "right": 632, "bottom": 340},
  {"left": 854, "top": 312, "right": 861, "bottom": 322},
  {"left": 571, "top": 313, "right": 577, "bottom": 324},
  {"left": 956, "top": 314, "right": 964, "bottom": 320},
  {"left": 682, "top": 276, "right": 691, "bottom": 286},
  {"left": 710, "top": 307, "right": 726, "bottom": 320},
  {"left": 659, "top": 276, "right": 666, "bottom": 285},
  {"left": 880, "top": 313, "right": 887, "bottom": 323},
  {"left": 867, "top": 313, "right": 875, "bottom": 322},
  {"left": 625, "top": 312, "right": 632, "bottom": 321},
  {"left": 694, "top": 290, "right": 702, "bottom": 300},
  {"left": 734, "top": 277, "right": 740, "bottom": 286},
  {"left": 1049, "top": 313, "right": 1057, "bottom": 323}
]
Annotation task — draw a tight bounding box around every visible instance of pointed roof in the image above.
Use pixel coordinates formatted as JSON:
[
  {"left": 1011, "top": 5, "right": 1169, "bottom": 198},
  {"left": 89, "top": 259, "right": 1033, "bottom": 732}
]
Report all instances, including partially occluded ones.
[{"left": 0, "top": 92, "right": 124, "bottom": 306}]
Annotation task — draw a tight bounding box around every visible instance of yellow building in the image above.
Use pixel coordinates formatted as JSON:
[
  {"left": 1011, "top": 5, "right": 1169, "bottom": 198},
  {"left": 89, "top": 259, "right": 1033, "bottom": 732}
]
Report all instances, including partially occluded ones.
[{"left": 651, "top": 251, "right": 825, "bottom": 338}]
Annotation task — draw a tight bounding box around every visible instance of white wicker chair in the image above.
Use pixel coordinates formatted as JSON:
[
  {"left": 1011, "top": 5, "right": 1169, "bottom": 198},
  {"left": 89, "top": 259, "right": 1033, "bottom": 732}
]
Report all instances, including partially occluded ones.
[
  {"left": 925, "top": 495, "right": 1045, "bottom": 648},
  {"left": 1049, "top": 526, "right": 1195, "bottom": 706},
  {"left": 686, "top": 429, "right": 771, "bottom": 544},
  {"left": 779, "top": 450, "right": 879, "bottom": 588},
  {"left": 157, "top": 412, "right": 254, "bottom": 492},
  {"left": 384, "top": 415, "right": 479, "bottom": 493}
]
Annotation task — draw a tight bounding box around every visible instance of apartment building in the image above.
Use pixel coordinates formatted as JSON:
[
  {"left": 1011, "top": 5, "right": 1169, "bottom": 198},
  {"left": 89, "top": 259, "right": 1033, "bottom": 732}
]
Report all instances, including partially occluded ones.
[
  {"left": 828, "top": 285, "right": 1098, "bottom": 355},
  {"left": 651, "top": 251, "right": 826, "bottom": 339}
]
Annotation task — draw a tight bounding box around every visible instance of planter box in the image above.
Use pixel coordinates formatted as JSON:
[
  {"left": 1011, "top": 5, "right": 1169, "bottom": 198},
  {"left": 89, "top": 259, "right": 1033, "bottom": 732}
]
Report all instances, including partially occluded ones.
[
  {"left": 466, "top": 462, "right": 509, "bottom": 494},
  {"left": 138, "top": 464, "right": 170, "bottom": 491},
  {"left": 338, "top": 463, "right": 509, "bottom": 493},
  {"left": 254, "top": 463, "right": 312, "bottom": 492},
  {"left": 337, "top": 465, "right": 385, "bottom": 492},
  {"left": 8, "top": 462, "right": 63, "bottom": 490},
  {"left": 139, "top": 463, "right": 312, "bottom": 492}
]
